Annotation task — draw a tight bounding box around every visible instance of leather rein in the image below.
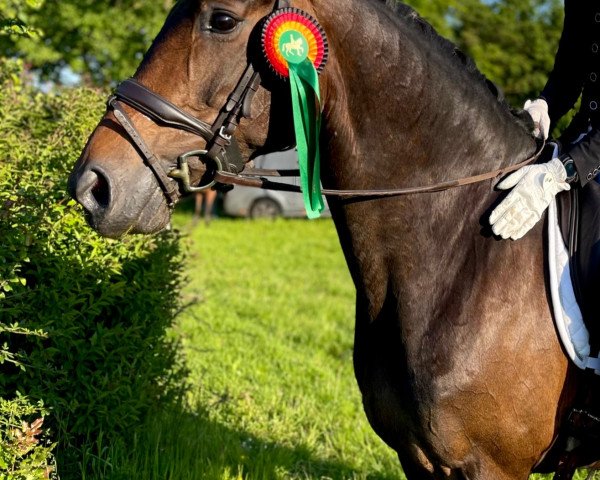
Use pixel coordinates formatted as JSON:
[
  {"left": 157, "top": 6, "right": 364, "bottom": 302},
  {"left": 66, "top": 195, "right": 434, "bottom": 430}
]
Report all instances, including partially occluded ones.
[
  {"left": 214, "top": 141, "right": 545, "bottom": 198},
  {"left": 107, "top": 0, "right": 545, "bottom": 204}
]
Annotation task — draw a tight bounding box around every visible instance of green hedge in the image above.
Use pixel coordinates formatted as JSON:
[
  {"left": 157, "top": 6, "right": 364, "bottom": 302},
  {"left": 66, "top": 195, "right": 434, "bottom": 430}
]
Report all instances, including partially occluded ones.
[{"left": 0, "top": 59, "right": 188, "bottom": 478}]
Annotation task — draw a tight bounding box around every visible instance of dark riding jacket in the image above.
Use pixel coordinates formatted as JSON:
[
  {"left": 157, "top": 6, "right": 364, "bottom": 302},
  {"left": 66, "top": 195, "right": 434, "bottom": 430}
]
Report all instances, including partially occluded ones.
[{"left": 541, "top": 0, "right": 600, "bottom": 186}]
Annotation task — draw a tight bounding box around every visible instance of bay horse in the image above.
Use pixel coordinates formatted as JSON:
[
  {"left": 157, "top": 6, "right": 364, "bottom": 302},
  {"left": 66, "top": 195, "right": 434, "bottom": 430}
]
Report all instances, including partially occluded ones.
[{"left": 68, "top": 0, "right": 597, "bottom": 477}]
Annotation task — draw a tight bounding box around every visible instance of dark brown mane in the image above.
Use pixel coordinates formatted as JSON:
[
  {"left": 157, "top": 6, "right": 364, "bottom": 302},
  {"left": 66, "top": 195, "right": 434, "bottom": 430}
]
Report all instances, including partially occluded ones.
[{"left": 381, "top": 0, "right": 532, "bottom": 132}]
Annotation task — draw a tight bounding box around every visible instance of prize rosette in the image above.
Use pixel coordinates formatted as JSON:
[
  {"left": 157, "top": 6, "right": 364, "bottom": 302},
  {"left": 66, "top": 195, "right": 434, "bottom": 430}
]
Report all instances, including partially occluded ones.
[
  {"left": 261, "top": 7, "right": 329, "bottom": 78},
  {"left": 260, "top": 7, "right": 328, "bottom": 219}
]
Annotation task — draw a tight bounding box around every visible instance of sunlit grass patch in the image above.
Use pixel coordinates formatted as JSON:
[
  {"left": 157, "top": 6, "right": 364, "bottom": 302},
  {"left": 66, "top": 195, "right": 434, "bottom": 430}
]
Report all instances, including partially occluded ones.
[{"left": 88, "top": 216, "right": 404, "bottom": 479}]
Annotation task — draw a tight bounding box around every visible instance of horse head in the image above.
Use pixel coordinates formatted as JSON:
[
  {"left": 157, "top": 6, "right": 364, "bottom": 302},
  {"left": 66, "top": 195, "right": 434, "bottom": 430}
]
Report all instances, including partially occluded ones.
[{"left": 68, "top": 0, "right": 311, "bottom": 237}]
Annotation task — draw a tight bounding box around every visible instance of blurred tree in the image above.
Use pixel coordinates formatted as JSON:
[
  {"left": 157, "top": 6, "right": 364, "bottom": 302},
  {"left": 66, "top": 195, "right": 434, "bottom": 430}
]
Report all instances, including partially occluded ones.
[
  {"left": 452, "top": 0, "right": 564, "bottom": 105},
  {"left": 399, "top": 0, "right": 456, "bottom": 37},
  {"left": 0, "top": 0, "right": 174, "bottom": 86},
  {"left": 404, "top": 0, "right": 564, "bottom": 106},
  {"left": 1, "top": 0, "right": 567, "bottom": 104},
  {"left": 0, "top": 0, "right": 44, "bottom": 37}
]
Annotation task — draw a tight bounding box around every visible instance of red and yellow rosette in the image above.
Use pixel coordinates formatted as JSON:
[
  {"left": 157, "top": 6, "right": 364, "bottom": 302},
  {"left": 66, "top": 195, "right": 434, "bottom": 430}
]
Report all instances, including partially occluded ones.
[
  {"left": 261, "top": 8, "right": 328, "bottom": 78},
  {"left": 261, "top": 8, "right": 328, "bottom": 219}
]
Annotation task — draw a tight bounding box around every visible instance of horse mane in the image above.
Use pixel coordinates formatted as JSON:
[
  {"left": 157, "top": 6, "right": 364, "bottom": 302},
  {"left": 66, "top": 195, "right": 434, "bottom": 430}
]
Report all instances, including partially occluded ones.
[{"left": 381, "top": 0, "right": 533, "bottom": 131}]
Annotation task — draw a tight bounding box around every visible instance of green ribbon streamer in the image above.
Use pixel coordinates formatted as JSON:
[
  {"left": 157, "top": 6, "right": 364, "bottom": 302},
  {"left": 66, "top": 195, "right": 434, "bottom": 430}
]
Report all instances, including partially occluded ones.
[{"left": 288, "top": 58, "right": 324, "bottom": 219}]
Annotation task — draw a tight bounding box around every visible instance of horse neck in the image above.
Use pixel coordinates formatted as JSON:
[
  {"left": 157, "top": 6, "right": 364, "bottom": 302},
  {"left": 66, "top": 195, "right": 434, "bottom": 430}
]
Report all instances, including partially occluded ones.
[
  {"left": 316, "top": 0, "right": 535, "bottom": 188},
  {"left": 313, "top": 0, "right": 538, "bottom": 317}
]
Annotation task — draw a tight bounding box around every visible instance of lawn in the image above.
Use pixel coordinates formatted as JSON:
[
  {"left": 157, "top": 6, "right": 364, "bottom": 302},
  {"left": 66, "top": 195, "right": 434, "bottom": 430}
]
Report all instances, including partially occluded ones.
[
  {"left": 90, "top": 215, "right": 404, "bottom": 480},
  {"left": 85, "top": 213, "right": 594, "bottom": 480}
]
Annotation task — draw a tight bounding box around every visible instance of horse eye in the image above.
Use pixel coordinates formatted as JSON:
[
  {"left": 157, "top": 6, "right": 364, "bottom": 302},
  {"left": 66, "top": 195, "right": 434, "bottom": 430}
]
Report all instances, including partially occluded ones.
[{"left": 209, "top": 12, "right": 239, "bottom": 33}]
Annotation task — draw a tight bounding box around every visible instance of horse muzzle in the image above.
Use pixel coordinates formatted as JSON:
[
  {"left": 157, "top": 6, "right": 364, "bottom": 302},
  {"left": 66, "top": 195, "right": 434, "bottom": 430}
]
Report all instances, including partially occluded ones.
[{"left": 68, "top": 156, "right": 173, "bottom": 238}]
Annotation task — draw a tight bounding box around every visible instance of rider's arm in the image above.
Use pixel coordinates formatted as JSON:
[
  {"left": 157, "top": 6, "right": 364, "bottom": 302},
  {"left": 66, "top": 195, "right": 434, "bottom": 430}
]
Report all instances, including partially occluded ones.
[{"left": 539, "top": 0, "right": 586, "bottom": 125}]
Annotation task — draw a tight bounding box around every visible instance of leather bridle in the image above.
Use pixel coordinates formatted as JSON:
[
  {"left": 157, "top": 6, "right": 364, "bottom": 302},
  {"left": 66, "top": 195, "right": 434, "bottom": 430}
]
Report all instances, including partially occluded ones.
[
  {"left": 108, "top": 0, "right": 292, "bottom": 206},
  {"left": 108, "top": 0, "right": 545, "bottom": 206}
]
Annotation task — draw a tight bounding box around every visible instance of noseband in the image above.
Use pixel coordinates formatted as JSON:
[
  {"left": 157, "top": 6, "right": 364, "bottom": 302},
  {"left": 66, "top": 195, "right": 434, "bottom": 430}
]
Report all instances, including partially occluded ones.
[{"left": 108, "top": 0, "right": 291, "bottom": 206}]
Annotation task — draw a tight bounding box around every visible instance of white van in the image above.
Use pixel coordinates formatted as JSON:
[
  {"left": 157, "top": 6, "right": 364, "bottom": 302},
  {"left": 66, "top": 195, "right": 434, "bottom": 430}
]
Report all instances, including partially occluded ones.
[{"left": 222, "top": 150, "right": 331, "bottom": 218}]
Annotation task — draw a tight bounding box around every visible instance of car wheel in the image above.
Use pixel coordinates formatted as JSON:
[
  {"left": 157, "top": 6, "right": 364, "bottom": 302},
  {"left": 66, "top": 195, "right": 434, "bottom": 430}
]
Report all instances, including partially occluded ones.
[{"left": 250, "top": 198, "right": 282, "bottom": 219}]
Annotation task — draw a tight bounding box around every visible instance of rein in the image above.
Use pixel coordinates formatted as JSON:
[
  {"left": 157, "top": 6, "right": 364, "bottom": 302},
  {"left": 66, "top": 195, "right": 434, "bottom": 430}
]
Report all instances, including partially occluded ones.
[{"left": 214, "top": 139, "right": 546, "bottom": 198}]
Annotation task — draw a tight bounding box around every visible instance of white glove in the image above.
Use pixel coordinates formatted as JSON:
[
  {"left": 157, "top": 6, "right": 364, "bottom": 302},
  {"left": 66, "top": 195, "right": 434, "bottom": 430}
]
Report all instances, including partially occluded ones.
[
  {"left": 489, "top": 158, "right": 570, "bottom": 240},
  {"left": 524, "top": 98, "right": 550, "bottom": 140}
]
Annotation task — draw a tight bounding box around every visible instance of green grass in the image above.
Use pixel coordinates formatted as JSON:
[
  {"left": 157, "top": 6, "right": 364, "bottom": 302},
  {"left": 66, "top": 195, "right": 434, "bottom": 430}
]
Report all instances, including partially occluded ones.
[
  {"left": 84, "top": 215, "right": 403, "bottom": 480},
  {"left": 81, "top": 214, "right": 597, "bottom": 480}
]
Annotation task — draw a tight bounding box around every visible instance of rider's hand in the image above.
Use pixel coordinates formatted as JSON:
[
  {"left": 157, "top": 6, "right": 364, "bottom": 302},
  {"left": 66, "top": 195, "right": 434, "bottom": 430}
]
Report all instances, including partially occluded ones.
[
  {"left": 524, "top": 98, "right": 550, "bottom": 140},
  {"left": 489, "top": 158, "right": 570, "bottom": 240}
]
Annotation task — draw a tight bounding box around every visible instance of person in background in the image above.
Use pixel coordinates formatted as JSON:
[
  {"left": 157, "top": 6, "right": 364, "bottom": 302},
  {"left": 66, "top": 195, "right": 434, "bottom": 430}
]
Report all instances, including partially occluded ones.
[{"left": 489, "top": 1, "right": 600, "bottom": 240}]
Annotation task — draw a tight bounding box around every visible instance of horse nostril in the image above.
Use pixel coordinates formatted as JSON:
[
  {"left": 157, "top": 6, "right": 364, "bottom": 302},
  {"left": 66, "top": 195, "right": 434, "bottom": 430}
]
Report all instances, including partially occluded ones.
[
  {"left": 91, "top": 172, "right": 110, "bottom": 208},
  {"left": 73, "top": 168, "right": 112, "bottom": 213}
]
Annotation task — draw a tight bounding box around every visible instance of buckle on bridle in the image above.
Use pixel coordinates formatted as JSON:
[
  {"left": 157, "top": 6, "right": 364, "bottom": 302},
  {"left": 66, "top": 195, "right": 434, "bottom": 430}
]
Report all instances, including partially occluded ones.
[
  {"left": 218, "top": 126, "right": 233, "bottom": 142},
  {"left": 169, "top": 150, "right": 222, "bottom": 193}
]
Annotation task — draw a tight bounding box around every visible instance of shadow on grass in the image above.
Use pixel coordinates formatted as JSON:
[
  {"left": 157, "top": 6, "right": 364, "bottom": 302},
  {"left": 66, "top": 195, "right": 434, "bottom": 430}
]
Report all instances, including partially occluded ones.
[{"left": 95, "top": 404, "right": 403, "bottom": 480}]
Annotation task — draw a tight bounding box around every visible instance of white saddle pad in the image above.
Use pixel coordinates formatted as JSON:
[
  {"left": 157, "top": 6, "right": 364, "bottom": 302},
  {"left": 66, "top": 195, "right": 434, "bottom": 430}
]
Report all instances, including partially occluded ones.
[{"left": 547, "top": 145, "right": 600, "bottom": 374}]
